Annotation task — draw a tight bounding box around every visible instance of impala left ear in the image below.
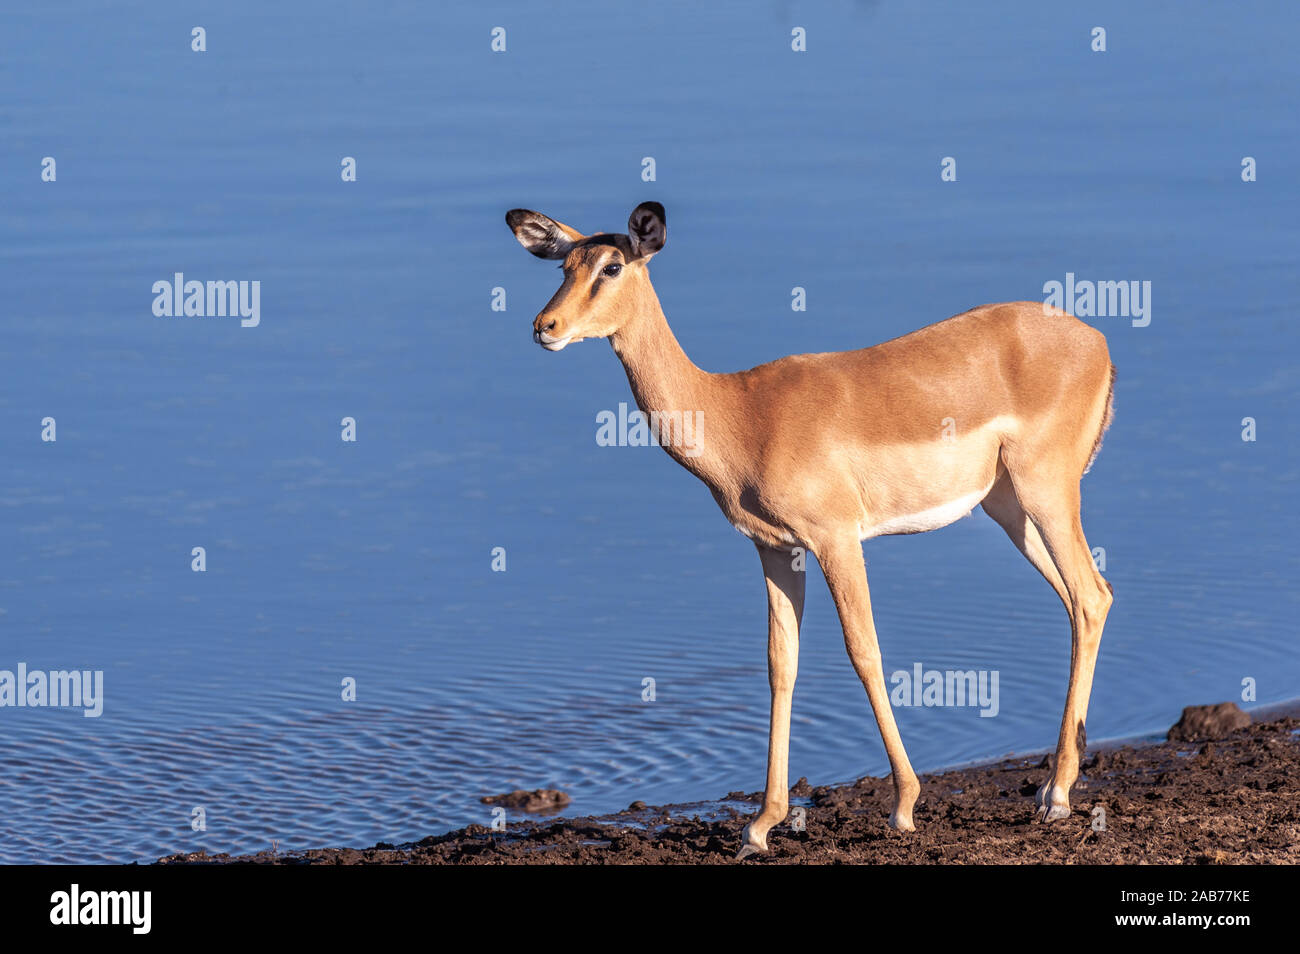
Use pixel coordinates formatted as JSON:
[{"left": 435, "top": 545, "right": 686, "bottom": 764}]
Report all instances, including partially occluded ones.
[
  {"left": 627, "top": 202, "right": 666, "bottom": 260},
  {"left": 506, "top": 209, "right": 585, "bottom": 260}
]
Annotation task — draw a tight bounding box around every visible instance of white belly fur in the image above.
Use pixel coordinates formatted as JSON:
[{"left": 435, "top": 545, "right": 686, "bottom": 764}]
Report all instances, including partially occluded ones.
[{"left": 859, "top": 485, "right": 990, "bottom": 540}]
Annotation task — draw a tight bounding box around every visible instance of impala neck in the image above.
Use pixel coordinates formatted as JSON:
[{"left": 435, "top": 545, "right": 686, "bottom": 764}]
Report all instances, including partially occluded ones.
[{"left": 608, "top": 282, "right": 723, "bottom": 472}]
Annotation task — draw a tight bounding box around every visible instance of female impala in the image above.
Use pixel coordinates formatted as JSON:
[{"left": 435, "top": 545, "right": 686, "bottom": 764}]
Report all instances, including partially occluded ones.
[{"left": 506, "top": 202, "right": 1115, "bottom": 859}]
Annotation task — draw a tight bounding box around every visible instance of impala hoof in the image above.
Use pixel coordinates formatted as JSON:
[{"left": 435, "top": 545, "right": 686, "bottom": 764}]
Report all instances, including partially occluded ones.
[
  {"left": 888, "top": 811, "right": 915, "bottom": 832},
  {"left": 1036, "top": 803, "right": 1071, "bottom": 822},
  {"left": 736, "top": 823, "right": 768, "bottom": 859},
  {"left": 1035, "top": 781, "right": 1071, "bottom": 821}
]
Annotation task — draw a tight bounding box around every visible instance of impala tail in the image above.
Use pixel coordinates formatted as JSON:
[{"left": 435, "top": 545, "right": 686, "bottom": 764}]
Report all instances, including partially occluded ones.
[{"left": 1084, "top": 363, "right": 1117, "bottom": 476}]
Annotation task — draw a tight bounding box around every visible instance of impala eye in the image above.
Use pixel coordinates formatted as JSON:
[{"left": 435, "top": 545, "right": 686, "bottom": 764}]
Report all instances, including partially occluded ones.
[{"left": 601, "top": 263, "right": 622, "bottom": 278}]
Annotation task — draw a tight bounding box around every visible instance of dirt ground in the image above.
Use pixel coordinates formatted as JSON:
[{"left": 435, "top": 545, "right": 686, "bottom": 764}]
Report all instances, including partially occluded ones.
[{"left": 159, "top": 710, "right": 1299, "bottom": 865}]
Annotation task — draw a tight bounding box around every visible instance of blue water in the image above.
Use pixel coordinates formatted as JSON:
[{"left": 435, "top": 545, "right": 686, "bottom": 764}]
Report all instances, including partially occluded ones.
[{"left": 1, "top": 1, "right": 1297, "bottom": 863}]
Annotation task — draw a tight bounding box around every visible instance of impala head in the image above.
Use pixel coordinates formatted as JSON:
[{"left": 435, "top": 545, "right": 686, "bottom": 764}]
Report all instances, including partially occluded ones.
[{"left": 506, "top": 202, "right": 667, "bottom": 351}]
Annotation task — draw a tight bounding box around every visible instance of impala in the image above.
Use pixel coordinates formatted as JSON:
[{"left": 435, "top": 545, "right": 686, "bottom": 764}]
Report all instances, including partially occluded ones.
[{"left": 506, "top": 202, "right": 1115, "bottom": 859}]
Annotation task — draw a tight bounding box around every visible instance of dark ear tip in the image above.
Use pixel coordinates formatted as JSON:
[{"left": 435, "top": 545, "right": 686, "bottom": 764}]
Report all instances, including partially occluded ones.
[
  {"left": 635, "top": 201, "right": 665, "bottom": 221},
  {"left": 505, "top": 209, "right": 530, "bottom": 228}
]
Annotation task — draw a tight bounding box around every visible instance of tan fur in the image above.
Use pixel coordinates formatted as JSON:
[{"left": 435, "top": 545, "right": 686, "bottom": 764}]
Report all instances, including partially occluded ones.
[{"left": 508, "top": 205, "right": 1115, "bottom": 857}]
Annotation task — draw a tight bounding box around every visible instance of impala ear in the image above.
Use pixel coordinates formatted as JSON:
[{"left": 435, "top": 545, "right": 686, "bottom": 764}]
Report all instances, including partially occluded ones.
[
  {"left": 505, "top": 209, "right": 585, "bottom": 260},
  {"left": 627, "top": 201, "right": 666, "bottom": 260}
]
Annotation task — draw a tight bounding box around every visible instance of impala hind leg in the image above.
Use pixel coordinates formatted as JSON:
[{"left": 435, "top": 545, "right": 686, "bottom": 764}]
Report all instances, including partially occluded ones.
[
  {"left": 818, "top": 535, "right": 920, "bottom": 832},
  {"left": 1016, "top": 486, "right": 1113, "bottom": 822},
  {"left": 981, "top": 474, "right": 1070, "bottom": 612},
  {"left": 737, "top": 544, "right": 806, "bottom": 859}
]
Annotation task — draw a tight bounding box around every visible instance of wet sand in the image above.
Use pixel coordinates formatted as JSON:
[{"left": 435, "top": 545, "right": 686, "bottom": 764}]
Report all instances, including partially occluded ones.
[{"left": 158, "top": 704, "right": 1299, "bottom": 865}]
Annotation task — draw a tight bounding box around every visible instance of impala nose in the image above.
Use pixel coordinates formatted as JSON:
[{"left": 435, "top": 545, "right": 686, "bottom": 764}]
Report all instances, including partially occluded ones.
[{"left": 533, "top": 316, "right": 556, "bottom": 343}]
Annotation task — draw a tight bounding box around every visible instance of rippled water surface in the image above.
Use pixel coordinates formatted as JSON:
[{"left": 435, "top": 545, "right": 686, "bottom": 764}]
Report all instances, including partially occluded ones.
[{"left": 2, "top": 1, "right": 1298, "bottom": 862}]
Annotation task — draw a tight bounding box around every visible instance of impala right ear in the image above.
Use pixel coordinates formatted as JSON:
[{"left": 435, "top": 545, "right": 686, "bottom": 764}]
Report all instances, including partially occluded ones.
[
  {"left": 506, "top": 209, "right": 585, "bottom": 260},
  {"left": 627, "top": 201, "right": 666, "bottom": 259}
]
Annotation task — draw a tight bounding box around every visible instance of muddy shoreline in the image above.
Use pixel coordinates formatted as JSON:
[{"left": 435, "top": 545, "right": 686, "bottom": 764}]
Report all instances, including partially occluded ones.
[{"left": 159, "top": 703, "right": 1299, "bottom": 865}]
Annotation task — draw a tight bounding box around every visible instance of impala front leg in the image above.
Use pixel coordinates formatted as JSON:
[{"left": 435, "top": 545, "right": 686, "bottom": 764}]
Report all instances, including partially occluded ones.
[
  {"left": 737, "top": 544, "right": 806, "bottom": 860},
  {"left": 818, "top": 534, "right": 921, "bottom": 832}
]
